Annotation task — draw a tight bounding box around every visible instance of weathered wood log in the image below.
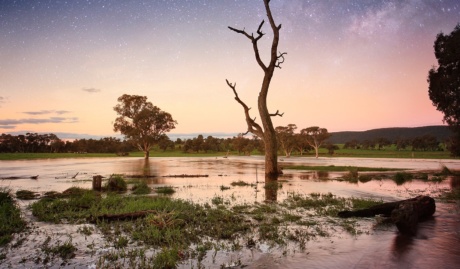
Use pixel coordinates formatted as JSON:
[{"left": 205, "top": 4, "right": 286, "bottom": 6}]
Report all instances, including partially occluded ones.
[
  {"left": 164, "top": 174, "right": 209, "bottom": 178},
  {"left": 338, "top": 195, "right": 435, "bottom": 235},
  {"left": 89, "top": 210, "right": 157, "bottom": 223},
  {"left": 391, "top": 196, "right": 436, "bottom": 235}
]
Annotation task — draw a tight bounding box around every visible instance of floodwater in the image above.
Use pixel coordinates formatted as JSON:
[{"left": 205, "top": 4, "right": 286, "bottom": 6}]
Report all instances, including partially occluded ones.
[{"left": 1, "top": 156, "right": 460, "bottom": 268}]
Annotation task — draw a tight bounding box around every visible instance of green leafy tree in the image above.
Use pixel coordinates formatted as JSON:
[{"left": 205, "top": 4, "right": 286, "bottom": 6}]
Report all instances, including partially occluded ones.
[
  {"left": 428, "top": 24, "right": 460, "bottom": 156},
  {"left": 375, "top": 137, "right": 391, "bottom": 150},
  {"left": 324, "top": 143, "right": 339, "bottom": 155},
  {"left": 113, "top": 94, "right": 177, "bottom": 159},
  {"left": 158, "top": 134, "right": 174, "bottom": 152},
  {"left": 275, "top": 124, "right": 297, "bottom": 157},
  {"left": 300, "top": 127, "right": 331, "bottom": 158}
]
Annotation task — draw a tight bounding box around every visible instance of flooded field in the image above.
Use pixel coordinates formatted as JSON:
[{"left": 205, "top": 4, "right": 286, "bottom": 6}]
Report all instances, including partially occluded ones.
[{"left": 1, "top": 156, "right": 460, "bottom": 268}]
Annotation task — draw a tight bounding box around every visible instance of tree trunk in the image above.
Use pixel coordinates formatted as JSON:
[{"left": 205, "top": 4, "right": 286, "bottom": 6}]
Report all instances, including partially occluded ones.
[
  {"left": 226, "top": 0, "right": 284, "bottom": 178},
  {"left": 260, "top": 104, "right": 278, "bottom": 177},
  {"left": 144, "top": 150, "right": 149, "bottom": 159},
  {"left": 338, "top": 195, "right": 435, "bottom": 235}
]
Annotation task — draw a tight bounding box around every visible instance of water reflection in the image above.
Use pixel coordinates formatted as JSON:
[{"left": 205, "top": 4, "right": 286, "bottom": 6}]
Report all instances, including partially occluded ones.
[
  {"left": 450, "top": 175, "right": 460, "bottom": 189},
  {"left": 1, "top": 157, "right": 460, "bottom": 268},
  {"left": 298, "top": 171, "right": 330, "bottom": 180},
  {"left": 392, "top": 234, "right": 414, "bottom": 260},
  {"left": 264, "top": 175, "right": 279, "bottom": 203},
  {"left": 142, "top": 159, "right": 151, "bottom": 177}
]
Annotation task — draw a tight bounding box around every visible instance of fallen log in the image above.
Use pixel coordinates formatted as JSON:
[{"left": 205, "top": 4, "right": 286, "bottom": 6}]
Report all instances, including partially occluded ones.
[{"left": 338, "top": 195, "right": 435, "bottom": 235}]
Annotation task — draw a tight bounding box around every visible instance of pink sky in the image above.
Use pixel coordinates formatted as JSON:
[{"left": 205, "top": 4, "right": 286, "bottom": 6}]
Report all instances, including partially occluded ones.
[{"left": 1, "top": 1, "right": 457, "bottom": 139}]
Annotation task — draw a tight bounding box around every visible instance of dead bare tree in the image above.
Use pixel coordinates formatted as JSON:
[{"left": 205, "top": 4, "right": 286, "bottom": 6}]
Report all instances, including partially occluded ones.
[{"left": 226, "top": 0, "right": 286, "bottom": 178}]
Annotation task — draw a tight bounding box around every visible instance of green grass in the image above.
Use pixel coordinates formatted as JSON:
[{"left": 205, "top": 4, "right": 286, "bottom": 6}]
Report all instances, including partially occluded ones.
[
  {"left": 104, "top": 175, "right": 128, "bottom": 192},
  {"left": 131, "top": 181, "right": 152, "bottom": 195},
  {"left": 0, "top": 188, "right": 27, "bottom": 246},
  {"left": 155, "top": 186, "right": 176, "bottom": 195},
  {"left": 0, "top": 152, "right": 119, "bottom": 160},
  {"left": 1, "top": 146, "right": 456, "bottom": 160},
  {"left": 325, "top": 146, "right": 453, "bottom": 159}
]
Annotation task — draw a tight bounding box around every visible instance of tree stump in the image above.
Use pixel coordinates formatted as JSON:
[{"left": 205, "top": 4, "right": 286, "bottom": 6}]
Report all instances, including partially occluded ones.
[
  {"left": 338, "top": 195, "right": 435, "bottom": 235},
  {"left": 390, "top": 196, "right": 436, "bottom": 235},
  {"left": 92, "top": 175, "right": 103, "bottom": 191}
]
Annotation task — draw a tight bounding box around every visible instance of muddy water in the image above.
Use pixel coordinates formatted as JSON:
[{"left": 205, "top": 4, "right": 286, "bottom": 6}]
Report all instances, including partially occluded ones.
[{"left": 1, "top": 156, "right": 460, "bottom": 268}]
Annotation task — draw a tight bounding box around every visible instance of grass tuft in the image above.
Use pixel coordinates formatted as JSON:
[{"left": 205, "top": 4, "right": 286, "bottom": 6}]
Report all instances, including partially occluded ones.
[
  {"left": 0, "top": 188, "right": 27, "bottom": 246},
  {"left": 131, "top": 181, "right": 151, "bottom": 195},
  {"left": 155, "top": 186, "right": 176, "bottom": 195}
]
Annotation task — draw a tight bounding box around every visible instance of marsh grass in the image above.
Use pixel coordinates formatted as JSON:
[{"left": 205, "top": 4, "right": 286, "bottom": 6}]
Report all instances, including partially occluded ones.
[
  {"left": 393, "top": 172, "right": 413, "bottom": 185},
  {"left": 31, "top": 188, "right": 100, "bottom": 223},
  {"left": 220, "top": 185, "right": 231, "bottom": 191},
  {"left": 131, "top": 181, "right": 151, "bottom": 195},
  {"left": 230, "top": 180, "right": 253, "bottom": 187},
  {"left": 40, "top": 236, "right": 77, "bottom": 262},
  {"left": 155, "top": 186, "right": 176, "bottom": 195},
  {"left": 0, "top": 188, "right": 27, "bottom": 246},
  {"left": 15, "top": 190, "right": 39, "bottom": 200},
  {"left": 104, "top": 175, "right": 128, "bottom": 192},
  {"left": 26, "top": 187, "right": 389, "bottom": 267}
]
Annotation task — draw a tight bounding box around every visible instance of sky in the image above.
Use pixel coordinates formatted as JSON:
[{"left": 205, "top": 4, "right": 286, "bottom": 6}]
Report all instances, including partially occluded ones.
[{"left": 1, "top": 0, "right": 459, "bottom": 139}]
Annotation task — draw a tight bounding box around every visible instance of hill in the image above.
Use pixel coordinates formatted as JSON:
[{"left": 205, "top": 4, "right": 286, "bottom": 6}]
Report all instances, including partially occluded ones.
[{"left": 328, "top": 126, "right": 452, "bottom": 144}]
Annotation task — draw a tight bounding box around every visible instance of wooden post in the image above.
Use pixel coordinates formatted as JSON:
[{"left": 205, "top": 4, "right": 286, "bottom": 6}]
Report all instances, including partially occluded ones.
[{"left": 92, "top": 175, "right": 102, "bottom": 191}]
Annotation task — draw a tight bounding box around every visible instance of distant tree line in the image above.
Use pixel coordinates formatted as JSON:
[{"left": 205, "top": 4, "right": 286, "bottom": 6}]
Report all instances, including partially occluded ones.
[
  {"left": 342, "top": 135, "right": 444, "bottom": 151},
  {"left": 0, "top": 131, "right": 447, "bottom": 155},
  {"left": 170, "top": 134, "right": 264, "bottom": 156},
  {"left": 0, "top": 133, "right": 135, "bottom": 153}
]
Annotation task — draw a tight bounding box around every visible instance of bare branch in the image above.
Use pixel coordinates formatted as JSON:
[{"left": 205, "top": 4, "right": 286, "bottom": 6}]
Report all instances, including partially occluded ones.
[
  {"left": 228, "top": 26, "right": 252, "bottom": 39},
  {"left": 269, "top": 110, "right": 284, "bottom": 117},
  {"left": 255, "top": 20, "right": 265, "bottom": 41},
  {"left": 241, "top": 130, "right": 250, "bottom": 136},
  {"left": 226, "top": 79, "right": 264, "bottom": 138},
  {"left": 228, "top": 21, "right": 267, "bottom": 71},
  {"left": 275, "top": 52, "right": 287, "bottom": 69}
]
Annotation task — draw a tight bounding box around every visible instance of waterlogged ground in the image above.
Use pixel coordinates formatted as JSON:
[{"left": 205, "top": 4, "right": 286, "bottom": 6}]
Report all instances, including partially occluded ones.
[{"left": 1, "top": 156, "right": 460, "bottom": 268}]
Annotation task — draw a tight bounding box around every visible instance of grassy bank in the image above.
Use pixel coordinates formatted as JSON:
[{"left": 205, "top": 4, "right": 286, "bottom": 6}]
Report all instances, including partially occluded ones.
[{"left": 0, "top": 146, "right": 456, "bottom": 160}]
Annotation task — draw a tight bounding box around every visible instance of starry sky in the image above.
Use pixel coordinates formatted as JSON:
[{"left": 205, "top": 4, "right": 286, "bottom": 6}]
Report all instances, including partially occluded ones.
[{"left": 1, "top": 0, "right": 459, "bottom": 139}]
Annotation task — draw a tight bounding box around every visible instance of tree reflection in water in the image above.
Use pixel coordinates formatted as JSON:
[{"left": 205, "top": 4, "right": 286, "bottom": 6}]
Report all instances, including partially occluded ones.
[
  {"left": 131, "top": 159, "right": 161, "bottom": 184},
  {"left": 265, "top": 175, "right": 279, "bottom": 203}
]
